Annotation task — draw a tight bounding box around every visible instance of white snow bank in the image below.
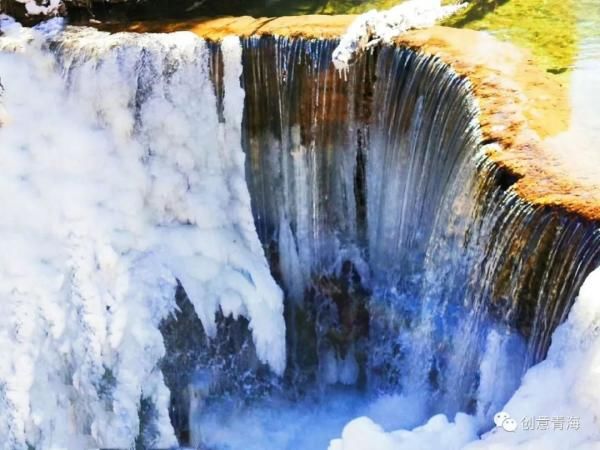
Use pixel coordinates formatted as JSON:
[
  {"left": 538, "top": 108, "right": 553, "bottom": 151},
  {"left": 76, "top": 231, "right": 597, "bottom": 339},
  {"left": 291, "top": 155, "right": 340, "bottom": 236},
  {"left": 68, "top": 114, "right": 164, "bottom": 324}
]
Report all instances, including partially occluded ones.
[
  {"left": 18, "top": 0, "right": 62, "bottom": 17},
  {"left": 332, "top": 0, "right": 466, "bottom": 71},
  {"left": 329, "top": 413, "right": 478, "bottom": 450},
  {"left": 3, "top": 0, "right": 64, "bottom": 17},
  {"left": 0, "top": 26, "right": 284, "bottom": 449},
  {"left": 465, "top": 265, "right": 600, "bottom": 450},
  {"left": 329, "top": 265, "right": 600, "bottom": 450}
]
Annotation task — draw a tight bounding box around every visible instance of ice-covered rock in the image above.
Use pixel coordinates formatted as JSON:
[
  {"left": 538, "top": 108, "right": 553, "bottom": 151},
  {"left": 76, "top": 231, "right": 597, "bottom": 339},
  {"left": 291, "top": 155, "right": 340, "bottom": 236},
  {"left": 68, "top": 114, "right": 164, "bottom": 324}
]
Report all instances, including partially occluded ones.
[{"left": 332, "top": 0, "right": 466, "bottom": 71}]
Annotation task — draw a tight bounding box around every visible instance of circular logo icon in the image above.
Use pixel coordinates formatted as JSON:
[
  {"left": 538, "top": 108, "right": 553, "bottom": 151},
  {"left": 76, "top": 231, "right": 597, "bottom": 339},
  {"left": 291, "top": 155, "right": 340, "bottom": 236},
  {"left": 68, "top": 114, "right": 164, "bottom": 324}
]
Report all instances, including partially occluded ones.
[
  {"left": 493, "top": 411, "right": 518, "bottom": 432},
  {"left": 494, "top": 411, "right": 511, "bottom": 427},
  {"left": 502, "top": 418, "right": 518, "bottom": 432}
]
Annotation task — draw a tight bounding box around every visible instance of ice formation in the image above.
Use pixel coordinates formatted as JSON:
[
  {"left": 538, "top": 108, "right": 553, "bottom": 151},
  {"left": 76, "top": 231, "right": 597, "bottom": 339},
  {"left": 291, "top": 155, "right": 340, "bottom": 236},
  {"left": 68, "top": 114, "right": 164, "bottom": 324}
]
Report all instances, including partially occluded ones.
[
  {"left": 0, "top": 23, "right": 284, "bottom": 449},
  {"left": 7, "top": 0, "right": 63, "bottom": 17},
  {"left": 329, "top": 266, "right": 600, "bottom": 450},
  {"left": 20, "top": 0, "right": 61, "bottom": 17},
  {"left": 332, "top": 0, "right": 467, "bottom": 70}
]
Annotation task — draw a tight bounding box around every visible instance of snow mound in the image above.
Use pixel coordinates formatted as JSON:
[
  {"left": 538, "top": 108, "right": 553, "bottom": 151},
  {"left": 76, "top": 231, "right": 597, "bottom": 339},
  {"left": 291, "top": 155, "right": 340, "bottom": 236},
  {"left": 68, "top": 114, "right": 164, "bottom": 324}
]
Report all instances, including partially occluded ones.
[{"left": 332, "top": 0, "right": 466, "bottom": 71}]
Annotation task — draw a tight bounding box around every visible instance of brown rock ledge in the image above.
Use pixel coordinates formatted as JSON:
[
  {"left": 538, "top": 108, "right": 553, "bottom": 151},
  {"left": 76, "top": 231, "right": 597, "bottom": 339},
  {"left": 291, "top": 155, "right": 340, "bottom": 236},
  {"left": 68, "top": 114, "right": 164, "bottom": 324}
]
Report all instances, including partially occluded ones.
[
  {"left": 98, "top": 16, "right": 600, "bottom": 222},
  {"left": 99, "top": 15, "right": 356, "bottom": 40}
]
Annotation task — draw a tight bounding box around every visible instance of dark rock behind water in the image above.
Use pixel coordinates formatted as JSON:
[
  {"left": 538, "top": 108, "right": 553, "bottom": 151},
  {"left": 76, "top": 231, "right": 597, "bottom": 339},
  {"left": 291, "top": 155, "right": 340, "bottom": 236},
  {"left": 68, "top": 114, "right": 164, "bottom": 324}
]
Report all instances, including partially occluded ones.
[
  {"left": 0, "top": 0, "right": 327, "bottom": 27},
  {"left": 1, "top": 0, "right": 247, "bottom": 26}
]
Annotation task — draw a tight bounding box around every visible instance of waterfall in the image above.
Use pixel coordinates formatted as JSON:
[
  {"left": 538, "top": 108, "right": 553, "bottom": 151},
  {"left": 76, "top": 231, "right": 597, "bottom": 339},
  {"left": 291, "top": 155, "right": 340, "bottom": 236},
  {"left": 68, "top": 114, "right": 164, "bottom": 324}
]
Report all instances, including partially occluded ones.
[
  {"left": 0, "top": 20, "right": 599, "bottom": 450},
  {"left": 330, "top": 267, "right": 600, "bottom": 450},
  {"left": 241, "top": 34, "right": 600, "bottom": 426}
]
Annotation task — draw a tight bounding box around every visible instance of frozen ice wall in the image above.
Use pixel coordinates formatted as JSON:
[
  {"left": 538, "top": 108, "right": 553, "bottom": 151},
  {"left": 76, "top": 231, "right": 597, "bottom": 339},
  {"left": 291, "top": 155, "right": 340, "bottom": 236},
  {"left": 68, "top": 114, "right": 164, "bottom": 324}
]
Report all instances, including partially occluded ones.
[{"left": 0, "top": 22, "right": 284, "bottom": 449}]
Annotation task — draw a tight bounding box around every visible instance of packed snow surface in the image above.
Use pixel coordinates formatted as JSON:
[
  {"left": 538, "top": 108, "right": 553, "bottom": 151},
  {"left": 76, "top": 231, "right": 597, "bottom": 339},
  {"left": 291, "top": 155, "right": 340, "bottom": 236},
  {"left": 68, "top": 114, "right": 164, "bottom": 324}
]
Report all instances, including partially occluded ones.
[
  {"left": 0, "top": 22, "right": 284, "bottom": 449},
  {"left": 15, "top": 0, "right": 62, "bottom": 17}
]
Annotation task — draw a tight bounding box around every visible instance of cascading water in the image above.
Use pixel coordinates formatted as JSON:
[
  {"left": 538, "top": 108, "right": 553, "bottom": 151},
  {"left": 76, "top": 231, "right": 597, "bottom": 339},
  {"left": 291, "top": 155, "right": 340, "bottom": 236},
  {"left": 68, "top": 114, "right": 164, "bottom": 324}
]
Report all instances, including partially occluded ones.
[
  {"left": 0, "top": 18, "right": 599, "bottom": 450},
  {"left": 241, "top": 35, "right": 600, "bottom": 427}
]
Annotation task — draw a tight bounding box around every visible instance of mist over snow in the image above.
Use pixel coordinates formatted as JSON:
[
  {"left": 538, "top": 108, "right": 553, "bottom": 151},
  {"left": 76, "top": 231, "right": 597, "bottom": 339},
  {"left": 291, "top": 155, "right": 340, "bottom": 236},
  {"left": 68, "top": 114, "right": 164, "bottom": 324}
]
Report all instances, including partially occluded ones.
[{"left": 0, "top": 23, "right": 284, "bottom": 449}]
